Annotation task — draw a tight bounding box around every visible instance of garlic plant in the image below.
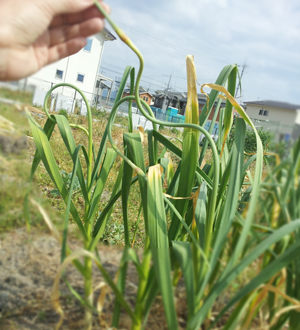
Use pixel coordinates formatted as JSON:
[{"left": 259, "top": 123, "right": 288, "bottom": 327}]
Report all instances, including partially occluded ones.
[{"left": 26, "top": 3, "right": 300, "bottom": 330}]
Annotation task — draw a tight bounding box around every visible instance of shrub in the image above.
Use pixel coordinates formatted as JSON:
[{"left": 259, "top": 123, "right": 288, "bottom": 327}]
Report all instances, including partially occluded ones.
[
  {"left": 170, "top": 127, "right": 180, "bottom": 135},
  {"left": 228, "top": 119, "right": 271, "bottom": 153},
  {"left": 58, "top": 109, "right": 68, "bottom": 120}
]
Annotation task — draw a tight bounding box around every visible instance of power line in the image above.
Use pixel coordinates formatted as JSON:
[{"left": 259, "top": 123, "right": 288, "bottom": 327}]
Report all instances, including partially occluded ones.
[
  {"left": 100, "top": 66, "right": 174, "bottom": 91},
  {"left": 125, "top": 26, "right": 219, "bottom": 53},
  {"left": 101, "top": 59, "right": 221, "bottom": 83},
  {"left": 123, "top": 27, "right": 229, "bottom": 64},
  {"left": 100, "top": 64, "right": 224, "bottom": 94},
  {"left": 101, "top": 61, "right": 171, "bottom": 85}
]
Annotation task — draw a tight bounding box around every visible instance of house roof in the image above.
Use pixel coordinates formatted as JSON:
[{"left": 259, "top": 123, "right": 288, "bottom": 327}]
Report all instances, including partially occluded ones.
[
  {"left": 178, "top": 97, "right": 226, "bottom": 107},
  {"left": 154, "top": 91, "right": 187, "bottom": 99},
  {"left": 102, "top": 28, "right": 116, "bottom": 41},
  {"left": 155, "top": 91, "right": 209, "bottom": 100},
  {"left": 123, "top": 87, "right": 152, "bottom": 97},
  {"left": 140, "top": 91, "right": 153, "bottom": 97},
  {"left": 124, "top": 86, "right": 147, "bottom": 92},
  {"left": 155, "top": 94, "right": 171, "bottom": 99},
  {"left": 244, "top": 100, "right": 300, "bottom": 111}
]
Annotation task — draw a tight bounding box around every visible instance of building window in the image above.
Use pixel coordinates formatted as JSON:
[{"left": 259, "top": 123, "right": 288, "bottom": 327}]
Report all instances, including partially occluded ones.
[
  {"left": 259, "top": 109, "right": 264, "bottom": 115},
  {"left": 146, "top": 97, "right": 149, "bottom": 101},
  {"left": 263, "top": 110, "right": 268, "bottom": 116},
  {"left": 77, "top": 73, "right": 85, "bottom": 83},
  {"left": 143, "top": 96, "right": 145, "bottom": 100},
  {"left": 55, "top": 69, "right": 63, "bottom": 80},
  {"left": 83, "top": 38, "right": 93, "bottom": 52}
]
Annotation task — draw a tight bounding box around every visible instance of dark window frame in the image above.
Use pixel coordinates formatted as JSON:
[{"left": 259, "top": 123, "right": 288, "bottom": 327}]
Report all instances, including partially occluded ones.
[
  {"left": 77, "top": 73, "right": 85, "bottom": 83},
  {"left": 55, "top": 69, "right": 63, "bottom": 80}
]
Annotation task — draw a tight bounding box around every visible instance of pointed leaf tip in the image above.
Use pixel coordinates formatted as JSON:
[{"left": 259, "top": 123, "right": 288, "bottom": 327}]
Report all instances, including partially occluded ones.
[{"left": 185, "top": 55, "right": 199, "bottom": 125}]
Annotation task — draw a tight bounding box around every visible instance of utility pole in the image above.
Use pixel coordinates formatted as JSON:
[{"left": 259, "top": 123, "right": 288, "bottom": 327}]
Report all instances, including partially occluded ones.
[{"left": 162, "top": 73, "right": 172, "bottom": 110}]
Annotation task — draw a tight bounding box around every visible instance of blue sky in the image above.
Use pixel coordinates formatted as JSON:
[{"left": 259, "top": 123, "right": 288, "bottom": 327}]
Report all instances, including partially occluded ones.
[{"left": 100, "top": 0, "right": 300, "bottom": 104}]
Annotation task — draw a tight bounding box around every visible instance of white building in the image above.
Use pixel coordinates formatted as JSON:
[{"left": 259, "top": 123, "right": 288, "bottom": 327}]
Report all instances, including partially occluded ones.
[
  {"left": 244, "top": 100, "right": 300, "bottom": 141},
  {"left": 28, "top": 28, "right": 115, "bottom": 111}
]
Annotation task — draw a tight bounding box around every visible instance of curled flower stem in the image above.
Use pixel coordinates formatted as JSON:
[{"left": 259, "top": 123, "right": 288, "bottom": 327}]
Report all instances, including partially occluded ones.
[{"left": 95, "top": 2, "right": 220, "bottom": 239}]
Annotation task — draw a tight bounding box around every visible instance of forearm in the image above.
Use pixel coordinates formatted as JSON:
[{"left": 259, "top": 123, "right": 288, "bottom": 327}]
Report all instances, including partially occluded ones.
[{"left": 0, "top": 48, "right": 8, "bottom": 81}]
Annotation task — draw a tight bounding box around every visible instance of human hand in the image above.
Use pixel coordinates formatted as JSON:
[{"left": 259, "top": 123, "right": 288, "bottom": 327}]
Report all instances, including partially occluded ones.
[{"left": 0, "top": 0, "right": 110, "bottom": 81}]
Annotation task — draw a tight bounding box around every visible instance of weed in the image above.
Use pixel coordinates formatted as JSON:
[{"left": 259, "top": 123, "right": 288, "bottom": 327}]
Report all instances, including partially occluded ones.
[
  {"left": 0, "top": 87, "right": 33, "bottom": 104},
  {"left": 58, "top": 109, "right": 69, "bottom": 120}
]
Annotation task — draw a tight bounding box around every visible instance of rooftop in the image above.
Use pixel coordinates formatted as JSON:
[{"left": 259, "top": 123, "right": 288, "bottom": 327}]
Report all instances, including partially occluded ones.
[
  {"left": 102, "top": 28, "right": 116, "bottom": 41},
  {"left": 244, "top": 100, "right": 300, "bottom": 111},
  {"left": 123, "top": 87, "right": 152, "bottom": 96}
]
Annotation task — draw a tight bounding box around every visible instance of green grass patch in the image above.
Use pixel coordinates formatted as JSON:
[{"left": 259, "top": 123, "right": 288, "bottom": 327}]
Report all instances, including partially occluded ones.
[{"left": 0, "top": 87, "right": 33, "bottom": 104}]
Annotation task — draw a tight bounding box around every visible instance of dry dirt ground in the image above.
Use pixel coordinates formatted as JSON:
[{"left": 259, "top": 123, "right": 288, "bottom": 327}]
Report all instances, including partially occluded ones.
[{"left": 0, "top": 227, "right": 189, "bottom": 330}]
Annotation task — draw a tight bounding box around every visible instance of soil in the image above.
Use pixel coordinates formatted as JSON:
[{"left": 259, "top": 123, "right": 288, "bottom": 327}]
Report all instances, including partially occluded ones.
[{"left": 0, "top": 227, "right": 188, "bottom": 330}]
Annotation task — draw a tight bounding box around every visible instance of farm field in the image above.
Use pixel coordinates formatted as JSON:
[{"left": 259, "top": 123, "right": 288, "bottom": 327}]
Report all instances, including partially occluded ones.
[{"left": 0, "top": 75, "right": 299, "bottom": 330}]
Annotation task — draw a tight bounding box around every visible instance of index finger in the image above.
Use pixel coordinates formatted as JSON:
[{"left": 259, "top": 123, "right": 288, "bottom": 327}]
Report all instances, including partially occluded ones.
[{"left": 50, "top": 2, "right": 110, "bottom": 28}]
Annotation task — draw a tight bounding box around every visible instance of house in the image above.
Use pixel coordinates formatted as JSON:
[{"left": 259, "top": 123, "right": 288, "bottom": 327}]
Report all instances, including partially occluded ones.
[
  {"left": 122, "top": 87, "right": 153, "bottom": 105},
  {"left": 153, "top": 91, "right": 187, "bottom": 112},
  {"left": 28, "top": 28, "right": 116, "bottom": 110},
  {"left": 139, "top": 92, "right": 153, "bottom": 105},
  {"left": 153, "top": 90, "right": 227, "bottom": 119},
  {"left": 181, "top": 94, "right": 226, "bottom": 121},
  {"left": 243, "top": 100, "right": 300, "bottom": 141}
]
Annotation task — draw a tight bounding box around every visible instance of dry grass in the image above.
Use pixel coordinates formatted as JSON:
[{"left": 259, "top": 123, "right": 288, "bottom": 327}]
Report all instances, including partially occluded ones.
[{"left": 0, "top": 97, "right": 186, "bottom": 247}]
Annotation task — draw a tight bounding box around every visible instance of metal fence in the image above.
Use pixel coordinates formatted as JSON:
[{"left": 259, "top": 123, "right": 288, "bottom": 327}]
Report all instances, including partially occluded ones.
[{"left": 2, "top": 79, "right": 296, "bottom": 141}]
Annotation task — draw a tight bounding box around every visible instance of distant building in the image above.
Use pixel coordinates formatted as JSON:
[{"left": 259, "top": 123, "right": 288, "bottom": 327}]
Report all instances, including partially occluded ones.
[
  {"left": 243, "top": 100, "right": 300, "bottom": 141},
  {"left": 28, "top": 28, "right": 116, "bottom": 104},
  {"left": 153, "top": 90, "right": 226, "bottom": 120},
  {"left": 153, "top": 91, "right": 186, "bottom": 112},
  {"left": 122, "top": 87, "right": 154, "bottom": 106}
]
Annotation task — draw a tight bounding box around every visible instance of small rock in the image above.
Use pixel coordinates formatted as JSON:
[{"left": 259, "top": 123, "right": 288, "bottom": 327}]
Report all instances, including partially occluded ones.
[
  {"left": 0, "top": 135, "right": 13, "bottom": 154},
  {"left": 12, "top": 136, "right": 28, "bottom": 154}
]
